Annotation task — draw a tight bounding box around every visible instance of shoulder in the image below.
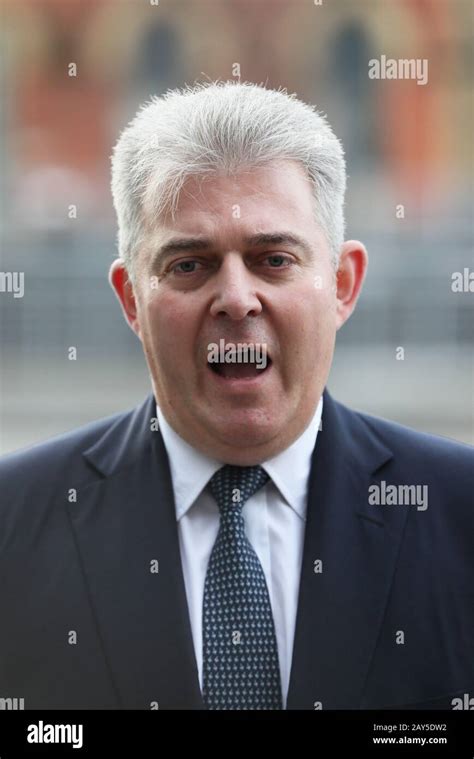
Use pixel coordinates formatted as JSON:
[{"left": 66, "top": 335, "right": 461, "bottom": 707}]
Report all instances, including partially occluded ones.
[
  {"left": 334, "top": 398, "right": 474, "bottom": 502},
  {"left": 0, "top": 406, "right": 131, "bottom": 492},
  {"left": 0, "top": 403, "right": 146, "bottom": 551},
  {"left": 327, "top": 391, "right": 473, "bottom": 482},
  {"left": 329, "top": 396, "right": 474, "bottom": 545},
  {"left": 357, "top": 405, "right": 473, "bottom": 465}
]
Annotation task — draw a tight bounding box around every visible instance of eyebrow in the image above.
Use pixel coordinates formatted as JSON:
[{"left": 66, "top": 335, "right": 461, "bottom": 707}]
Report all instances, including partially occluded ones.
[{"left": 151, "top": 232, "right": 313, "bottom": 265}]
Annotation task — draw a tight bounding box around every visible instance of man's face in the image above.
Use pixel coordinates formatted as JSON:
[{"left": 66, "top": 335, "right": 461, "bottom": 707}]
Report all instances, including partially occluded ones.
[{"left": 111, "top": 160, "right": 366, "bottom": 465}]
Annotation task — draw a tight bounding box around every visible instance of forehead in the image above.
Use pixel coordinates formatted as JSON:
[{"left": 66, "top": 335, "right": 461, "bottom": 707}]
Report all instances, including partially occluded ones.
[{"left": 145, "top": 159, "right": 317, "bottom": 239}]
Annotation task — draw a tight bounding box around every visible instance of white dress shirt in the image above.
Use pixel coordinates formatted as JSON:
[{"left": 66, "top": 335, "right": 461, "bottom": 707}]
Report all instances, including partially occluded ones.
[{"left": 155, "top": 397, "right": 323, "bottom": 708}]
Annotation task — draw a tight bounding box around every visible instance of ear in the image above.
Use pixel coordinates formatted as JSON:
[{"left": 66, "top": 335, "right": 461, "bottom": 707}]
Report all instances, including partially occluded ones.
[
  {"left": 108, "top": 259, "right": 142, "bottom": 340},
  {"left": 335, "top": 240, "right": 369, "bottom": 330}
]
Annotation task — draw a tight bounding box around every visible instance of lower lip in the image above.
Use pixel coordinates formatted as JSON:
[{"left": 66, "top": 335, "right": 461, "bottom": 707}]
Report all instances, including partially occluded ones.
[{"left": 207, "top": 363, "right": 273, "bottom": 390}]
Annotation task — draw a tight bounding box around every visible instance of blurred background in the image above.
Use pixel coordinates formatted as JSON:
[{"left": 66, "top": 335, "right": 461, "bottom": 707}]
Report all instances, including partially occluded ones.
[{"left": 0, "top": 0, "right": 472, "bottom": 454}]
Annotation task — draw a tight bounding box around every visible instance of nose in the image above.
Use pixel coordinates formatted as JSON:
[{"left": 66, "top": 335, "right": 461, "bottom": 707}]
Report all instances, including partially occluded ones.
[{"left": 209, "top": 253, "right": 263, "bottom": 320}]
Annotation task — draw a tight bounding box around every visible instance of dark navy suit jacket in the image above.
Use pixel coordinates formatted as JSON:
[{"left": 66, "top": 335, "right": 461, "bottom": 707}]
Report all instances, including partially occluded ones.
[{"left": 0, "top": 389, "right": 473, "bottom": 709}]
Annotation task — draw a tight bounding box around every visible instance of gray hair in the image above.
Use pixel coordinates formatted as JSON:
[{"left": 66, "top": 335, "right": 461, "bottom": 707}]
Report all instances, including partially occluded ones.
[{"left": 111, "top": 80, "right": 346, "bottom": 280}]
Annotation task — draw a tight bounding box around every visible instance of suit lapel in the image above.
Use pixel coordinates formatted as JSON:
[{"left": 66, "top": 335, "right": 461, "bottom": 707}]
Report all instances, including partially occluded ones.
[
  {"left": 67, "top": 394, "right": 204, "bottom": 709},
  {"left": 286, "top": 390, "right": 410, "bottom": 709}
]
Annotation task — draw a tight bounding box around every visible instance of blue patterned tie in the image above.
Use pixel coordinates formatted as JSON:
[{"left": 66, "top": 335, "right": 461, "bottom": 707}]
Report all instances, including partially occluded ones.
[{"left": 202, "top": 464, "right": 283, "bottom": 710}]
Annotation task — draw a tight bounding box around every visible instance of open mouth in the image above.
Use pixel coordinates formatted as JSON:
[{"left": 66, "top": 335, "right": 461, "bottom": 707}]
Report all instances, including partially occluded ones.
[{"left": 207, "top": 356, "right": 272, "bottom": 380}]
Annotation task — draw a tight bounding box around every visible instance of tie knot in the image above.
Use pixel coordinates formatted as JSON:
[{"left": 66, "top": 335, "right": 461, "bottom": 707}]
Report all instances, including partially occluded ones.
[{"left": 208, "top": 464, "right": 269, "bottom": 515}]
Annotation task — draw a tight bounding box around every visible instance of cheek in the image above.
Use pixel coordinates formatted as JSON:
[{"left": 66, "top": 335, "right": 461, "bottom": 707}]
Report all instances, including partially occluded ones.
[
  {"left": 143, "top": 294, "right": 195, "bottom": 356},
  {"left": 278, "top": 286, "right": 336, "bottom": 365},
  {"left": 283, "top": 282, "right": 335, "bottom": 331}
]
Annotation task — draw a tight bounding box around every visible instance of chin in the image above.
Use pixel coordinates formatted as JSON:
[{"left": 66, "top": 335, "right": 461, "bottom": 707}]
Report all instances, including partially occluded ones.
[{"left": 215, "top": 413, "right": 280, "bottom": 447}]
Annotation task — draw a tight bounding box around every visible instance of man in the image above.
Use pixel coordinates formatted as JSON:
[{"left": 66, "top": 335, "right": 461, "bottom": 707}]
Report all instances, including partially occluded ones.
[{"left": 0, "top": 81, "right": 473, "bottom": 710}]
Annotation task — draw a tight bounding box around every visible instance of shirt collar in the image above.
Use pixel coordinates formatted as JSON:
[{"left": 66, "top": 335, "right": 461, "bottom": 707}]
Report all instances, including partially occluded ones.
[{"left": 156, "top": 397, "right": 323, "bottom": 522}]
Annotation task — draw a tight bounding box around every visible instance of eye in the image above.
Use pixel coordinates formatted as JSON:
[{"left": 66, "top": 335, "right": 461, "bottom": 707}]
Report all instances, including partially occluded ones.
[
  {"left": 171, "top": 260, "right": 203, "bottom": 275},
  {"left": 264, "top": 254, "right": 292, "bottom": 268}
]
